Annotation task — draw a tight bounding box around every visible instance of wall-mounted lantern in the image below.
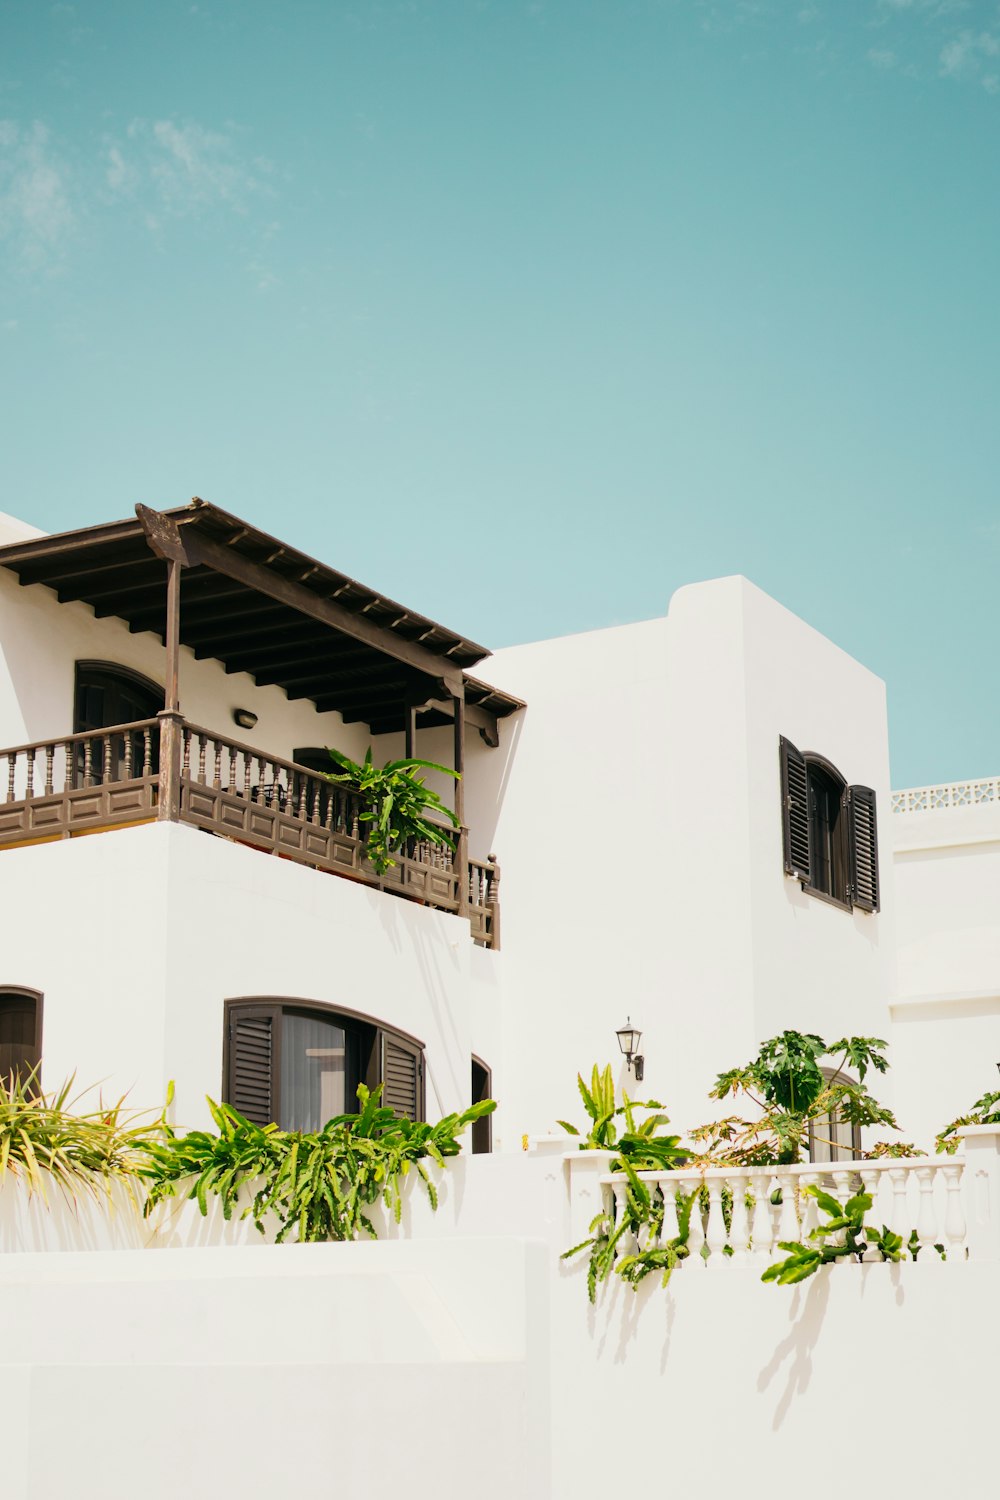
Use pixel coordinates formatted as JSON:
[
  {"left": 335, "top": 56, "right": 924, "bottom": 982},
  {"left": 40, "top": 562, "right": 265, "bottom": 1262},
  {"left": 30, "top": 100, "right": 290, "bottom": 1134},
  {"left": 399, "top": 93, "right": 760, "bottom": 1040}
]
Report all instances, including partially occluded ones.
[
  {"left": 233, "top": 708, "right": 258, "bottom": 731},
  {"left": 616, "top": 1018, "right": 644, "bottom": 1083}
]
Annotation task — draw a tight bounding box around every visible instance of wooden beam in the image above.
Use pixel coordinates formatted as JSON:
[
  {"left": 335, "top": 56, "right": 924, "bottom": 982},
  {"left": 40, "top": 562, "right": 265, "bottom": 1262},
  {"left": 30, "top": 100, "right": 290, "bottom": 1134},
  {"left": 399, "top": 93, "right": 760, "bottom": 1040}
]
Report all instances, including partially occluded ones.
[
  {"left": 178, "top": 527, "right": 464, "bottom": 695},
  {"left": 415, "top": 697, "right": 499, "bottom": 748}
]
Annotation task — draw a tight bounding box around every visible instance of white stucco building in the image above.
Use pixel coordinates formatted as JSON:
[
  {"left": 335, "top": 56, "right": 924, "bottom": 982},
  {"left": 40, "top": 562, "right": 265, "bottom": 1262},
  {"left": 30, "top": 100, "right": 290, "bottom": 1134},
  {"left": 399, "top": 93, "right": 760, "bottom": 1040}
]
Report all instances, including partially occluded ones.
[{"left": 2, "top": 498, "right": 998, "bottom": 1499}]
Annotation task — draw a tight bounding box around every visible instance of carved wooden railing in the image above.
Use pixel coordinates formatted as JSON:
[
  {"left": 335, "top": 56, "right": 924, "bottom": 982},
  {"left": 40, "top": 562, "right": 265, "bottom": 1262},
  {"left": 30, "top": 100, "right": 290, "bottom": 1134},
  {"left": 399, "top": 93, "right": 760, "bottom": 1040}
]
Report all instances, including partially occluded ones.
[
  {"left": 0, "top": 719, "right": 160, "bottom": 845},
  {"left": 179, "top": 722, "right": 471, "bottom": 913},
  {"left": 469, "top": 856, "right": 501, "bottom": 949},
  {"left": 0, "top": 719, "right": 502, "bottom": 945}
]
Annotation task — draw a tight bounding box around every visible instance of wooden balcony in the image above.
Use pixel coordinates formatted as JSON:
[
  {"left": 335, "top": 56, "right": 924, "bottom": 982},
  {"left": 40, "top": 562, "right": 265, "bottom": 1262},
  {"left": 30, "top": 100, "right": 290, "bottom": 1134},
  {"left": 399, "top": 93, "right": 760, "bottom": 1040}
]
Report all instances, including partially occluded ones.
[{"left": 0, "top": 718, "right": 500, "bottom": 948}]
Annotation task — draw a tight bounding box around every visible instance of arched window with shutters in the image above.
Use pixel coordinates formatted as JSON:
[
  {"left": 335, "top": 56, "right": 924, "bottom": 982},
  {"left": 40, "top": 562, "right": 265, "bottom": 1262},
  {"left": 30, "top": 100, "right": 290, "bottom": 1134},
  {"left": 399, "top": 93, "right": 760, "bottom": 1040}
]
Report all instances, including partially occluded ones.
[
  {"left": 223, "top": 999, "right": 425, "bottom": 1129},
  {"left": 780, "top": 737, "right": 879, "bottom": 912},
  {"left": 0, "top": 987, "right": 43, "bottom": 1092}
]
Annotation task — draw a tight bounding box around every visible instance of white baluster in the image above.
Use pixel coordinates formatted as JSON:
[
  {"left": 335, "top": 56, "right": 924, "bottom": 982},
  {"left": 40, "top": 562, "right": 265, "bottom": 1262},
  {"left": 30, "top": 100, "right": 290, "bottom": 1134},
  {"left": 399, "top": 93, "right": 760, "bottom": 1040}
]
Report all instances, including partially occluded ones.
[
  {"left": 682, "top": 1176, "right": 706, "bottom": 1267},
  {"left": 727, "top": 1173, "right": 751, "bottom": 1266},
  {"left": 661, "top": 1179, "right": 680, "bottom": 1244},
  {"left": 831, "top": 1169, "right": 855, "bottom": 1266},
  {"left": 612, "top": 1180, "right": 634, "bottom": 1257},
  {"left": 799, "top": 1172, "right": 821, "bottom": 1244},
  {"left": 859, "top": 1168, "right": 882, "bottom": 1261},
  {"left": 915, "top": 1166, "right": 942, "bottom": 1265},
  {"left": 888, "top": 1166, "right": 911, "bottom": 1249},
  {"left": 705, "top": 1177, "right": 727, "bottom": 1268},
  {"left": 942, "top": 1163, "right": 967, "bottom": 1264},
  {"left": 749, "top": 1171, "right": 774, "bottom": 1263},
  {"left": 776, "top": 1170, "right": 799, "bottom": 1247}
]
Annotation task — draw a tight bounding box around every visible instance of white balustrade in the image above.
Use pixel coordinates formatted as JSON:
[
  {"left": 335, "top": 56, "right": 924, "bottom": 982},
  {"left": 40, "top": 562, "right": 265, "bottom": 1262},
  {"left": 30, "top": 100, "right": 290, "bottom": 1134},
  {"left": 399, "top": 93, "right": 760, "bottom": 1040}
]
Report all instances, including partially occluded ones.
[
  {"left": 892, "top": 777, "right": 1000, "bottom": 813},
  {"left": 596, "top": 1155, "right": 975, "bottom": 1275}
]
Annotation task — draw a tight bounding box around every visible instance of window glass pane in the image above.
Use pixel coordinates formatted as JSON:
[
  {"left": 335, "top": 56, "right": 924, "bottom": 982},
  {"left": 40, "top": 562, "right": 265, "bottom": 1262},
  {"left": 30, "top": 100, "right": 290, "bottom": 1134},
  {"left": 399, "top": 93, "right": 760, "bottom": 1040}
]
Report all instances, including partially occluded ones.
[
  {"left": 0, "top": 993, "right": 39, "bottom": 1089},
  {"left": 280, "top": 1011, "right": 346, "bottom": 1132}
]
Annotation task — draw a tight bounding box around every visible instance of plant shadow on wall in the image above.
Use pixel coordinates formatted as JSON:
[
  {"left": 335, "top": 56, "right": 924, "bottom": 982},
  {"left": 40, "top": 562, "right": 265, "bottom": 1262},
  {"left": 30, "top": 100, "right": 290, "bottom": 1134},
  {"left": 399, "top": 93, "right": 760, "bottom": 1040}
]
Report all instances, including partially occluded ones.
[{"left": 755, "top": 1266, "right": 832, "bottom": 1430}]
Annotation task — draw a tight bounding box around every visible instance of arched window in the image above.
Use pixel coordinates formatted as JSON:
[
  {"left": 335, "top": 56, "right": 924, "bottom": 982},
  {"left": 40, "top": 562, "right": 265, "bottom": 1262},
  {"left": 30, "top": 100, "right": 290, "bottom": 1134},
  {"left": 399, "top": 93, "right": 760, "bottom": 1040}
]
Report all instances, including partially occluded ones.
[
  {"left": 223, "top": 999, "right": 424, "bottom": 1130},
  {"left": 75, "top": 662, "right": 163, "bottom": 733},
  {"left": 780, "top": 738, "right": 879, "bottom": 912},
  {"left": 808, "top": 1068, "right": 862, "bottom": 1164},
  {"left": 74, "top": 662, "right": 163, "bottom": 783},
  {"left": 471, "top": 1056, "right": 492, "bottom": 1154},
  {"left": 0, "top": 988, "right": 42, "bottom": 1092}
]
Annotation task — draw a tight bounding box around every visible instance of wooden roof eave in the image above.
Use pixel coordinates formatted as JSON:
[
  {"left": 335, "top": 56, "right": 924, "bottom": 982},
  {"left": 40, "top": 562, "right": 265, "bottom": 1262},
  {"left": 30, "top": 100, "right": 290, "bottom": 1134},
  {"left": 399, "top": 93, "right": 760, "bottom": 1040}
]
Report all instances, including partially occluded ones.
[{"left": 0, "top": 502, "right": 527, "bottom": 737}]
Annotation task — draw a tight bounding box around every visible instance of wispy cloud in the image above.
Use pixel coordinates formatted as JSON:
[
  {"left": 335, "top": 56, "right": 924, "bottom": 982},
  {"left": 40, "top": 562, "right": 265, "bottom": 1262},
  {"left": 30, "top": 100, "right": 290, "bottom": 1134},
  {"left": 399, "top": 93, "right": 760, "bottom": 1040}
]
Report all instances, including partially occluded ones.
[
  {"left": 104, "top": 118, "right": 272, "bottom": 228},
  {"left": 0, "top": 120, "right": 75, "bottom": 270},
  {"left": 867, "top": 47, "right": 898, "bottom": 69},
  {"left": 940, "top": 29, "right": 1000, "bottom": 87}
]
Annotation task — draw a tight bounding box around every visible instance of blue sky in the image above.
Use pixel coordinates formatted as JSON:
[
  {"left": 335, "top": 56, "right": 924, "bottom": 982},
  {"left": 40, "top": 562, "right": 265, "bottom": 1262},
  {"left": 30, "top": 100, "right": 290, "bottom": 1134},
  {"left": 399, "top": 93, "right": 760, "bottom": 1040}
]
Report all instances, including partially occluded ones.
[{"left": 1, "top": 0, "right": 998, "bottom": 786}]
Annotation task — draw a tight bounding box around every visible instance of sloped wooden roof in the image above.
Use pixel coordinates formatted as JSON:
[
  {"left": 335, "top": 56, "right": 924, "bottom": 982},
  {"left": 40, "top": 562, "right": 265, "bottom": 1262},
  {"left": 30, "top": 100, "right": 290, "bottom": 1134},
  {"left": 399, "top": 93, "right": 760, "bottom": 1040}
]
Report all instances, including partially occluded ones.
[{"left": 0, "top": 499, "right": 524, "bottom": 736}]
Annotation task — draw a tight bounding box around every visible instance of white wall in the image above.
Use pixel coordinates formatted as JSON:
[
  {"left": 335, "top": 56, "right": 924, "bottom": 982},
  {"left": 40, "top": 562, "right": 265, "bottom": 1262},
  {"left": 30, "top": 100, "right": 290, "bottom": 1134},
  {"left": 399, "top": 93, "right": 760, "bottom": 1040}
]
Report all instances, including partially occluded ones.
[
  {"left": 471, "top": 617, "right": 678, "bottom": 1144},
  {"left": 0, "top": 1237, "right": 550, "bottom": 1500},
  {"left": 475, "top": 577, "right": 896, "bottom": 1146},
  {"left": 4, "top": 1151, "right": 1000, "bottom": 1500},
  {"left": 891, "top": 802, "right": 1000, "bottom": 1143},
  {"left": 0, "top": 820, "right": 479, "bottom": 1130}
]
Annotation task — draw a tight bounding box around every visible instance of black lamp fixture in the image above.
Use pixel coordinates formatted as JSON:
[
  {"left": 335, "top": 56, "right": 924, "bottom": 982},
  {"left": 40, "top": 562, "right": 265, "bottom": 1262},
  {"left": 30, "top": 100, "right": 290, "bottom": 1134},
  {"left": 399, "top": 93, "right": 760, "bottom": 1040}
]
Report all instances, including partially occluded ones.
[
  {"left": 616, "top": 1017, "right": 644, "bottom": 1083},
  {"left": 233, "top": 708, "right": 258, "bottom": 731}
]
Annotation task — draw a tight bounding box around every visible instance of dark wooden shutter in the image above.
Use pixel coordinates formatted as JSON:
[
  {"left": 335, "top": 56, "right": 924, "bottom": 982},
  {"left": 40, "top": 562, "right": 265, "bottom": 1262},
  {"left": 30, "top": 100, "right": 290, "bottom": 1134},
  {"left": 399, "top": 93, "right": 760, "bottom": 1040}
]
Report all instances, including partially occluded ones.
[
  {"left": 847, "top": 784, "right": 879, "bottom": 913},
  {"left": 779, "top": 737, "right": 810, "bottom": 880},
  {"left": 226, "top": 1004, "right": 280, "bottom": 1125},
  {"left": 381, "top": 1032, "right": 424, "bottom": 1121}
]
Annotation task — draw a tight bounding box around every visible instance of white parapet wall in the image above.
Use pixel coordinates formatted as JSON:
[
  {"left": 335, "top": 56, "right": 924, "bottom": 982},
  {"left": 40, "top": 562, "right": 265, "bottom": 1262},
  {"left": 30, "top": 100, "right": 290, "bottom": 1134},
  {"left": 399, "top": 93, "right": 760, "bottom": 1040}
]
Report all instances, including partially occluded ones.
[
  {"left": 0, "top": 1237, "right": 551, "bottom": 1500},
  {"left": 891, "top": 782, "right": 1000, "bottom": 1143},
  {"left": 5, "top": 1141, "right": 1000, "bottom": 1499}
]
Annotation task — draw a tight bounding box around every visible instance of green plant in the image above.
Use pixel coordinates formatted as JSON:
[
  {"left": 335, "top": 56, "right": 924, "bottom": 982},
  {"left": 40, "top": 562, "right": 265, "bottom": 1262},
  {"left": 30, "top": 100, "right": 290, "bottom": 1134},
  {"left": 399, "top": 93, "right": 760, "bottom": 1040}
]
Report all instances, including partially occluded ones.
[
  {"left": 935, "top": 1089, "right": 1000, "bottom": 1155},
  {"left": 762, "top": 1184, "right": 875, "bottom": 1284},
  {"left": 761, "top": 1184, "right": 941, "bottom": 1285},
  {"left": 141, "top": 1084, "right": 494, "bottom": 1243},
  {"left": 325, "top": 747, "right": 460, "bottom": 876},
  {"left": 558, "top": 1065, "right": 690, "bottom": 1299},
  {"left": 557, "top": 1064, "right": 687, "bottom": 1170},
  {"left": 692, "top": 1030, "right": 902, "bottom": 1166},
  {"left": 0, "top": 1073, "right": 156, "bottom": 1204}
]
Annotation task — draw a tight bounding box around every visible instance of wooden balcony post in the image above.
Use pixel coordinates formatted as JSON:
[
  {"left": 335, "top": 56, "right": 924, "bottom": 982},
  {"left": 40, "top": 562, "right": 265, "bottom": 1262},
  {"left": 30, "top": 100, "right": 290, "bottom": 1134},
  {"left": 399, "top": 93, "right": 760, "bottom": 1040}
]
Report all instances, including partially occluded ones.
[
  {"left": 487, "top": 852, "right": 501, "bottom": 950},
  {"left": 156, "top": 710, "right": 183, "bottom": 823},
  {"left": 136, "top": 506, "right": 190, "bottom": 826},
  {"left": 452, "top": 682, "right": 469, "bottom": 920}
]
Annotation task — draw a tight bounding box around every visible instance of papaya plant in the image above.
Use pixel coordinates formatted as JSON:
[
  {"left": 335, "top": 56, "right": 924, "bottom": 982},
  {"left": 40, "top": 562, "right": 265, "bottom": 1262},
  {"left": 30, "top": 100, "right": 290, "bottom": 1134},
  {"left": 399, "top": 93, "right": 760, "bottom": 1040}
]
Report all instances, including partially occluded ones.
[
  {"left": 935, "top": 1088, "right": 1000, "bottom": 1155},
  {"left": 691, "top": 1030, "right": 903, "bottom": 1166}
]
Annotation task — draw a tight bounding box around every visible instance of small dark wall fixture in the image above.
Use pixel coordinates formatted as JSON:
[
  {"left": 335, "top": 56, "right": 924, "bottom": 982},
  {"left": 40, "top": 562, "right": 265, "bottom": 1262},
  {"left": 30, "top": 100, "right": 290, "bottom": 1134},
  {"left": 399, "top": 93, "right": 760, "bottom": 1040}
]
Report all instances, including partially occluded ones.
[
  {"left": 616, "top": 1018, "right": 644, "bottom": 1083},
  {"left": 233, "top": 709, "right": 258, "bottom": 731}
]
